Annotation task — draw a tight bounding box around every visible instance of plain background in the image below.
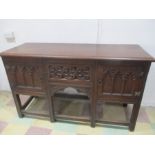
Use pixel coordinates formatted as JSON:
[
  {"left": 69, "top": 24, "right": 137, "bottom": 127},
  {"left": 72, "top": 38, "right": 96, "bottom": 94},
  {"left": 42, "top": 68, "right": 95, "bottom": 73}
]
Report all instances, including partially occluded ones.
[{"left": 0, "top": 19, "right": 155, "bottom": 106}]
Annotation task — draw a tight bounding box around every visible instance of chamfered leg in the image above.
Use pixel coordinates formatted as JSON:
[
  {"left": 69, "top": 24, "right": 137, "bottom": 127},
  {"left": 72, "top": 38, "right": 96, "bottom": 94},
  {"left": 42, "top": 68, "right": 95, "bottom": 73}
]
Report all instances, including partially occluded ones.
[
  {"left": 129, "top": 103, "right": 140, "bottom": 131},
  {"left": 12, "top": 93, "right": 24, "bottom": 118}
]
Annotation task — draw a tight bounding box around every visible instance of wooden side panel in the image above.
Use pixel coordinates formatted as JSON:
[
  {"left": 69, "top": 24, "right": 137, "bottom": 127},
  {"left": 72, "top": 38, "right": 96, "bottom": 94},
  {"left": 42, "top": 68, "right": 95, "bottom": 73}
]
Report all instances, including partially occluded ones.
[{"left": 3, "top": 57, "right": 44, "bottom": 92}]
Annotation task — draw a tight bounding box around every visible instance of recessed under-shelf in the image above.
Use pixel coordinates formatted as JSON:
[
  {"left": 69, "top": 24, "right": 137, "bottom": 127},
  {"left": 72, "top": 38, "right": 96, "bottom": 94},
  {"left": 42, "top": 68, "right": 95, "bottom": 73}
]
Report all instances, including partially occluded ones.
[
  {"left": 96, "top": 103, "right": 132, "bottom": 126},
  {"left": 54, "top": 96, "right": 91, "bottom": 121},
  {"left": 21, "top": 95, "right": 91, "bottom": 121},
  {"left": 22, "top": 97, "right": 49, "bottom": 118},
  {"left": 21, "top": 96, "right": 132, "bottom": 126}
]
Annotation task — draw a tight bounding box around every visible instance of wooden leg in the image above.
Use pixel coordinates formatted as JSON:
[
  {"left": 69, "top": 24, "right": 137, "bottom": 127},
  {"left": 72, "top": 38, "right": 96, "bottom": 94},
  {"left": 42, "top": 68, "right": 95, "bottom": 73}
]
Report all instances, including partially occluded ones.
[
  {"left": 90, "top": 111, "right": 95, "bottom": 128},
  {"left": 47, "top": 95, "right": 55, "bottom": 122},
  {"left": 12, "top": 93, "right": 24, "bottom": 118},
  {"left": 129, "top": 103, "right": 140, "bottom": 131},
  {"left": 90, "top": 96, "right": 96, "bottom": 128}
]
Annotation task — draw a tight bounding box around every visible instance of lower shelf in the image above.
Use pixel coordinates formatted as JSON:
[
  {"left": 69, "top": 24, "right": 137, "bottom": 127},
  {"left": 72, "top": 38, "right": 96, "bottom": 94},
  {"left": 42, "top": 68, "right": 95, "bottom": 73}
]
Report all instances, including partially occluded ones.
[
  {"left": 54, "top": 96, "right": 90, "bottom": 122},
  {"left": 96, "top": 103, "right": 131, "bottom": 126},
  {"left": 21, "top": 96, "right": 131, "bottom": 127},
  {"left": 22, "top": 97, "right": 49, "bottom": 119},
  {"left": 21, "top": 96, "right": 91, "bottom": 122}
]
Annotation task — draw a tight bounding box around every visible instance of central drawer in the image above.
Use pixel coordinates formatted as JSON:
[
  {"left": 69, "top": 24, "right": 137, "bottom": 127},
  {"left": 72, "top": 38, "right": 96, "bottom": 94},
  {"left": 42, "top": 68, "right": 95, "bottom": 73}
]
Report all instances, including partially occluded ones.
[{"left": 45, "top": 59, "right": 94, "bottom": 86}]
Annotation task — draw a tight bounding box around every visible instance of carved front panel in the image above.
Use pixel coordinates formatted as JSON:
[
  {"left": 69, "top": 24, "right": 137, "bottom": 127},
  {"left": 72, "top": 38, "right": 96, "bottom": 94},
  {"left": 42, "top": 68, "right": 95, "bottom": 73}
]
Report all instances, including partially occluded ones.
[
  {"left": 5, "top": 63, "right": 43, "bottom": 90},
  {"left": 97, "top": 62, "right": 146, "bottom": 100},
  {"left": 48, "top": 64, "right": 91, "bottom": 81}
]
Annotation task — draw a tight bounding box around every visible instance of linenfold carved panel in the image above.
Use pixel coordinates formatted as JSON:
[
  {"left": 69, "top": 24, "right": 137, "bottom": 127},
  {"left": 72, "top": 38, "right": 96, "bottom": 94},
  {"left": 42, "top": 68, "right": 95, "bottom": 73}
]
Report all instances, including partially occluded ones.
[
  {"left": 97, "top": 65, "right": 145, "bottom": 98},
  {"left": 48, "top": 64, "right": 91, "bottom": 81},
  {"left": 5, "top": 64, "right": 43, "bottom": 89}
]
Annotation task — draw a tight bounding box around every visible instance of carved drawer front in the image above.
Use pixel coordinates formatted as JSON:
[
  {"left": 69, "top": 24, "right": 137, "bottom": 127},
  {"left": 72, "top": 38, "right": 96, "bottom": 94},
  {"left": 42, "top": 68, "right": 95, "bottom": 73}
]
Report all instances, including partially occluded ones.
[
  {"left": 96, "top": 61, "right": 147, "bottom": 101},
  {"left": 4, "top": 59, "right": 44, "bottom": 92},
  {"left": 47, "top": 61, "right": 92, "bottom": 85}
]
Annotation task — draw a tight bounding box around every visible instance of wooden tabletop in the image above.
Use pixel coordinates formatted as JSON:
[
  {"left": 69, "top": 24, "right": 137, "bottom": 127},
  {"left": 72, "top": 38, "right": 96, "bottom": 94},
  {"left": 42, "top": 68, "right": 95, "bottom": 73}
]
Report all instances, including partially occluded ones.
[{"left": 0, "top": 43, "right": 154, "bottom": 61}]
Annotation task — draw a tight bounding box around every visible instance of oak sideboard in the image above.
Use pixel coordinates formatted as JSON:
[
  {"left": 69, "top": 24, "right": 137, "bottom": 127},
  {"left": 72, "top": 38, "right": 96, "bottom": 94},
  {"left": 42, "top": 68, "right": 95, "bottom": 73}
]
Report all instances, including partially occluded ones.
[{"left": 1, "top": 43, "right": 154, "bottom": 131}]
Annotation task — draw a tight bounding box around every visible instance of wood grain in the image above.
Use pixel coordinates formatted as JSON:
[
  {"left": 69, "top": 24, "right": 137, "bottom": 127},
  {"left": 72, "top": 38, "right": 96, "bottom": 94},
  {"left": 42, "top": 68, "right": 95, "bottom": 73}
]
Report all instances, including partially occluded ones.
[{"left": 0, "top": 43, "right": 155, "bottom": 61}]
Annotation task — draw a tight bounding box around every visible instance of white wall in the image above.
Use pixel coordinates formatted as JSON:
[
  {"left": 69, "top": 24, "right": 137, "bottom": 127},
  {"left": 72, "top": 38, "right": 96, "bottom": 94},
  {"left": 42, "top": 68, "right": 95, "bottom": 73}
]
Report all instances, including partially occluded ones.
[
  {"left": 0, "top": 19, "right": 155, "bottom": 106},
  {"left": 0, "top": 19, "right": 98, "bottom": 90}
]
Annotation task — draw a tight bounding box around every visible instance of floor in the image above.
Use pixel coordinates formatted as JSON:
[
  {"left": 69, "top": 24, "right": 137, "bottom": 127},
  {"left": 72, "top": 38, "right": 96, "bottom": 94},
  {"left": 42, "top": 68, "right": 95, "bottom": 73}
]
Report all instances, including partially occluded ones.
[{"left": 0, "top": 91, "right": 155, "bottom": 135}]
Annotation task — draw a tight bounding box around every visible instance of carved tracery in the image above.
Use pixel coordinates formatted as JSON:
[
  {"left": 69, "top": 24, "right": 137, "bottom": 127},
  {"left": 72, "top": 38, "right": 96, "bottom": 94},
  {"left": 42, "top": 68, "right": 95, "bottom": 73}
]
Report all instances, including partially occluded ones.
[
  {"left": 5, "top": 64, "right": 42, "bottom": 88},
  {"left": 48, "top": 64, "right": 91, "bottom": 81},
  {"left": 99, "top": 66, "right": 145, "bottom": 96}
]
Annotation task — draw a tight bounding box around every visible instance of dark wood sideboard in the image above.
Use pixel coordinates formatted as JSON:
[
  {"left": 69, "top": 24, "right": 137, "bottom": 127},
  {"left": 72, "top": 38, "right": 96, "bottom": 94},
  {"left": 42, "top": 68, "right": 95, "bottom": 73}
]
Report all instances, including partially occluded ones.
[{"left": 0, "top": 43, "right": 154, "bottom": 131}]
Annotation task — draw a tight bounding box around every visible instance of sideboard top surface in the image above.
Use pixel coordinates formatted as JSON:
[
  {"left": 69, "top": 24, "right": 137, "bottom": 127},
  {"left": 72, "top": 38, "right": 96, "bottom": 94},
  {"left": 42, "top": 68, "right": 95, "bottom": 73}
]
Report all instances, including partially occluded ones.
[{"left": 0, "top": 43, "right": 154, "bottom": 61}]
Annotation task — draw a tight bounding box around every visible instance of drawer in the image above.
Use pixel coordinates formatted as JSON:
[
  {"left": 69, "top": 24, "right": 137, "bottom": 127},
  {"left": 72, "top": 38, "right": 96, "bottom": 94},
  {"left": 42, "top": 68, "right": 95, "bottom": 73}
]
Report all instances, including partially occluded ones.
[
  {"left": 96, "top": 61, "right": 148, "bottom": 102},
  {"left": 46, "top": 59, "right": 94, "bottom": 85},
  {"left": 3, "top": 57, "right": 45, "bottom": 92}
]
